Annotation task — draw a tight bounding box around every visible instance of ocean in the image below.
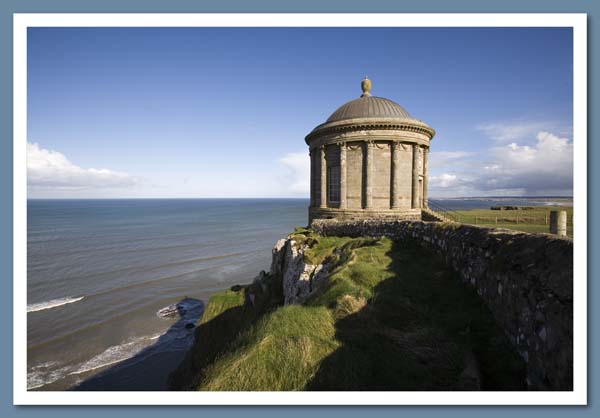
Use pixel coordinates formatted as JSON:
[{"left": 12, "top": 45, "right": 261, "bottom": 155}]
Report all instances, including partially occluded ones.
[
  {"left": 26, "top": 197, "right": 571, "bottom": 390},
  {"left": 27, "top": 198, "right": 308, "bottom": 390}
]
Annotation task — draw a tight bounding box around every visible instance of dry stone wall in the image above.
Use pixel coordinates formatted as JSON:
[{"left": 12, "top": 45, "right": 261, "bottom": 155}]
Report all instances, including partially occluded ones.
[{"left": 311, "top": 219, "right": 573, "bottom": 391}]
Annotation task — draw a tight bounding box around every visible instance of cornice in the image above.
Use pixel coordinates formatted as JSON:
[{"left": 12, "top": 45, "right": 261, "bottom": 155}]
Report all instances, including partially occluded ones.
[{"left": 305, "top": 118, "right": 436, "bottom": 144}]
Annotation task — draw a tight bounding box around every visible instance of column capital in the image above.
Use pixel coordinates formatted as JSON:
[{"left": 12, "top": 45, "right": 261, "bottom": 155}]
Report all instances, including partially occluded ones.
[{"left": 392, "top": 141, "right": 411, "bottom": 152}]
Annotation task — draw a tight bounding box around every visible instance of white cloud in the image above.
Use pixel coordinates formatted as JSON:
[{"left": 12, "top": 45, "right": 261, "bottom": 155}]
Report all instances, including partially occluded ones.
[
  {"left": 479, "top": 131, "right": 573, "bottom": 193},
  {"left": 430, "top": 173, "right": 458, "bottom": 188},
  {"left": 278, "top": 152, "right": 310, "bottom": 196},
  {"left": 477, "top": 121, "right": 552, "bottom": 142},
  {"left": 429, "top": 131, "right": 573, "bottom": 197},
  {"left": 27, "top": 142, "right": 139, "bottom": 190}
]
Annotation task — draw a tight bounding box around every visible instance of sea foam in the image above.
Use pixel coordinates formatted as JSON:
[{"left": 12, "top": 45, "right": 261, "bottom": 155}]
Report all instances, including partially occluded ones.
[
  {"left": 69, "top": 333, "right": 163, "bottom": 376},
  {"left": 28, "top": 333, "right": 163, "bottom": 389},
  {"left": 27, "top": 296, "right": 85, "bottom": 313}
]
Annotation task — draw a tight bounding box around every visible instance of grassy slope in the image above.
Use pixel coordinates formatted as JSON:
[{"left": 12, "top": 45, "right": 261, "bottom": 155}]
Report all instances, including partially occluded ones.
[
  {"left": 178, "top": 231, "right": 526, "bottom": 391},
  {"left": 453, "top": 206, "right": 573, "bottom": 238}
]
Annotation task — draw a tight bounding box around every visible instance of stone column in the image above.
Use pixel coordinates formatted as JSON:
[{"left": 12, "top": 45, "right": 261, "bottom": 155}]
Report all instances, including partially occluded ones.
[
  {"left": 411, "top": 144, "right": 420, "bottom": 208},
  {"left": 320, "top": 145, "right": 327, "bottom": 208},
  {"left": 391, "top": 142, "right": 400, "bottom": 209},
  {"left": 550, "top": 210, "right": 567, "bottom": 236},
  {"left": 309, "top": 149, "right": 314, "bottom": 208},
  {"left": 339, "top": 143, "right": 347, "bottom": 209},
  {"left": 422, "top": 147, "right": 429, "bottom": 208},
  {"left": 364, "top": 141, "right": 373, "bottom": 209}
]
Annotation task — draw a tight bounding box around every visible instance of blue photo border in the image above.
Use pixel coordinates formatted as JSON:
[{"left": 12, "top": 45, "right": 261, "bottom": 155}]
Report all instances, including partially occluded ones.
[{"left": 1, "top": 1, "right": 596, "bottom": 416}]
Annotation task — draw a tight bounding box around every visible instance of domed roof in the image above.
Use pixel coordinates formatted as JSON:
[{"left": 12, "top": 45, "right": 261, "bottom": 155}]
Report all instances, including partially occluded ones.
[
  {"left": 305, "top": 77, "right": 435, "bottom": 144},
  {"left": 325, "top": 76, "right": 412, "bottom": 123},
  {"left": 326, "top": 95, "right": 411, "bottom": 123}
]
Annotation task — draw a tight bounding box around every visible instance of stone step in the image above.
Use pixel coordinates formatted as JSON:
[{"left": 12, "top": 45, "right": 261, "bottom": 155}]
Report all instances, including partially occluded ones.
[{"left": 422, "top": 207, "right": 455, "bottom": 223}]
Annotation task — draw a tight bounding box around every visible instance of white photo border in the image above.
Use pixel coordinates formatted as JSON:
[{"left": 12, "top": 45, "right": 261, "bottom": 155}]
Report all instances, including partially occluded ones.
[{"left": 13, "top": 13, "right": 588, "bottom": 406}]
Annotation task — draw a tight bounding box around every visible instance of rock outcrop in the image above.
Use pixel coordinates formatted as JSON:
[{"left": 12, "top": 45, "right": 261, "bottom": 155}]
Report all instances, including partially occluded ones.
[{"left": 270, "top": 237, "right": 329, "bottom": 305}]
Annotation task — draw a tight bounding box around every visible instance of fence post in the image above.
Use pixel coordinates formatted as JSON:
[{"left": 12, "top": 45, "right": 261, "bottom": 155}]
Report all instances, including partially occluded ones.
[
  {"left": 495, "top": 216, "right": 497, "bottom": 225},
  {"left": 550, "top": 211, "right": 567, "bottom": 236}
]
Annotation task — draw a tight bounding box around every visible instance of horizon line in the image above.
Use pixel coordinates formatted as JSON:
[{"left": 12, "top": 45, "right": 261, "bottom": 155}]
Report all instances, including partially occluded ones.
[{"left": 25, "top": 195, "right": 574, "bottom": 201}]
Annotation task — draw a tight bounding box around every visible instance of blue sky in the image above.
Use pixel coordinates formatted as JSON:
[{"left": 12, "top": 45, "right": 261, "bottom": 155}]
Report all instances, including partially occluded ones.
[{"left": 27, "top": 27, "right": 573, "bottom": 198}]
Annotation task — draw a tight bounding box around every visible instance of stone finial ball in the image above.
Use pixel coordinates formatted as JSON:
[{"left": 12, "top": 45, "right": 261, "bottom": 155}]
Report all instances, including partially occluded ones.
[{"left": 361, "top": 77, "right": 372, "bottom": 96}]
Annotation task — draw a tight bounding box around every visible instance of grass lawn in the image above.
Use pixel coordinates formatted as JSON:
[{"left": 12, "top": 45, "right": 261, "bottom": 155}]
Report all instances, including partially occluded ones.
[
  {"left": 176, "top": 231, "right": 526, "bottom": 391},
  {"left": 451, "top": 206, "right": 573, "bottom": 238}
]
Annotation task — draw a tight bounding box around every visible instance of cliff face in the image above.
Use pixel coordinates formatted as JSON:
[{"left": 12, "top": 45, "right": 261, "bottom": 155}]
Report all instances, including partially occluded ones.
[{"left": 270, "top": 237, "right": 329, "bottom": 305}]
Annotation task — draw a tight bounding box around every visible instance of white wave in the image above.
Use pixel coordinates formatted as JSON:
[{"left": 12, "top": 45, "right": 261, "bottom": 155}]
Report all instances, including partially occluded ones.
[
  {"left": 27, "top": 296, "right": 85, "bottom": 313},
  {"left": 26, "top": 299, "right": 203, "bottom": 389},
  {"left": 27, "top": 333, "right": 163, "bottom": 390},
  {"left": 156, "top": 298, "right": 204, "bottom": 319},
  {"left": 68, "top": 333, "right": 162, "bottom": 376},
  {"left": 30, "top": 361, "right": 58, "bottom": 370},
  {"left": 27, "top": 362, "right": 72, "bottom": 390},
  {"left": 156, "top": 303, "right": 180, "bottom": 318}
]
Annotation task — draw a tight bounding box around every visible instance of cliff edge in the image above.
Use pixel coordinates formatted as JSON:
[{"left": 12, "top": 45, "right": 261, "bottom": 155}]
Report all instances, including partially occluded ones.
[{"left": 166, "top": 222, "right": 573, "bottom": 391}]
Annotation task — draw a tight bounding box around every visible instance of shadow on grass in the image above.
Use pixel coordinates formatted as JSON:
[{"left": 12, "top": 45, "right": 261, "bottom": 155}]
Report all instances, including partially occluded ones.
[
  {"left": 168, "top": 273, "right": 283, "bottom": 390},
  {"left": 168, "top": 301, "right": 250, "bottom": 390},
  {"left": 71, "top": 297, "right": 204, "bottom": 391},
  {"left": 306, "top": 240, "right": 527, "bottom": 391}
]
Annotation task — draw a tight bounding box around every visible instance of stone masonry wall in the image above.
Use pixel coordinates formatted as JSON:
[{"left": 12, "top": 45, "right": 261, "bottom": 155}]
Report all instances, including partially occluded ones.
[
  {"left": 311, "top": 219, "right": 573, "bottom": 391},
  {"left": 371, "top": 145, "right": 392, "bottom": 209},
  {"left": 346, "top": 144, "right": 363, "bottom": 209}
]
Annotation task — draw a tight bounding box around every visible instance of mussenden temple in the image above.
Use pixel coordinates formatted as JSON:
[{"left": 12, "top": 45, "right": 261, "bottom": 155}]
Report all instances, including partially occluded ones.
[
  {"left": 306, "top": 77, "right": 435, "bottom": 223},
  {"left": 167, "top": 77, "right": 573, "bottom": 393}
]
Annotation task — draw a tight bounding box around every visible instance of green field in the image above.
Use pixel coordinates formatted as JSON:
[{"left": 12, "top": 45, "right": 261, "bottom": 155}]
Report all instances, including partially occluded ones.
[{"left": 446, "top": 206, "right": 573, "bottom": 238}]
